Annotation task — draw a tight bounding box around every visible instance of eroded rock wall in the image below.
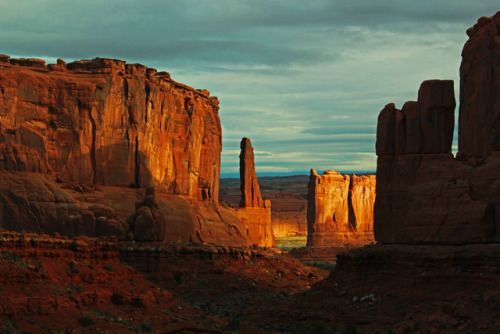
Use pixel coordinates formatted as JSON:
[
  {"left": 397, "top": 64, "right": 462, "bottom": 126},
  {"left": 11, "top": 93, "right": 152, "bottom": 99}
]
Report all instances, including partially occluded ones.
[
  {"left": 306, "top": 169, "right": 375, "bottom": 247},
  {"left": 374, "top": 12, "right": 500, "bottom": 244},
  {"left": 0, "top": 55, "right": 221, "bottom": 201},
  {"left": 0, "top": 55, "right": 281, "bottom": 246}
]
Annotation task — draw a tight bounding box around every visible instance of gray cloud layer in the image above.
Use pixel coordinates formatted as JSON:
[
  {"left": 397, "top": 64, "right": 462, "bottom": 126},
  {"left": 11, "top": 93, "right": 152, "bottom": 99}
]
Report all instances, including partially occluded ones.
[{"left": 1, "top": 1, "right": 499, "bottom": 175}]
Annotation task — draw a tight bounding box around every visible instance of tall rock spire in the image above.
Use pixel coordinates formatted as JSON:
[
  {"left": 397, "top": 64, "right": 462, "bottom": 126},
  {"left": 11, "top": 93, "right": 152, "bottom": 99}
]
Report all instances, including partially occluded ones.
[{"left": 239, "top": 137, "right": 264, "bottom": 208}]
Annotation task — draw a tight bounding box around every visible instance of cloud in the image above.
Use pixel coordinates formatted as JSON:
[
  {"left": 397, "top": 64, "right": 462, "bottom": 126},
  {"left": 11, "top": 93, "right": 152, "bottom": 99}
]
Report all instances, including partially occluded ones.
[{"left": 1, "top": 1, "right": 499, "bottom": 175}]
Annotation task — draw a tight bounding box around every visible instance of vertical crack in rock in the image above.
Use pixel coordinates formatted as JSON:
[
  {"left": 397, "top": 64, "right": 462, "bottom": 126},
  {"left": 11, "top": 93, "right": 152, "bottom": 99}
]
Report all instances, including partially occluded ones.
[
  {"left": 307, "top": 170, "right": 375, "bottom": 247},
  {"left": 347, "top": 176, "right": 356, "bottom": 230},
  {"left": 134, "top": 136, "right": 140, "bottom": 187},
  {"left": 88, "top": 107, "right": 97, "bottom": 184}
]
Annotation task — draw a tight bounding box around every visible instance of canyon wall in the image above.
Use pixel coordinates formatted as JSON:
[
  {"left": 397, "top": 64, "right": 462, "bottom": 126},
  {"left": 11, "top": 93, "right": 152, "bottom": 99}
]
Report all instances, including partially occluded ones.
[
  {"left": 374, "top": 12, "right": 500, "bottom": 243},
  {"left": 306, "top": 169, "right": 375, "bottom": 247},
  {"left": 0, "top": 55, "right": 220, "bottom": 200},
  {"left": 0, "top": 56, "right": 273, "bottom": 246}
]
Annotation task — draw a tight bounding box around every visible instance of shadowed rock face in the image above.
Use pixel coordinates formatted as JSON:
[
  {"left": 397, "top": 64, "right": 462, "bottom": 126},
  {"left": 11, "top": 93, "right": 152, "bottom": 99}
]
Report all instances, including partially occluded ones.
[
  {"left": 307, "top": 169, "right": 375, "bottom": 247},
  {"left": 375, "top": 12, "right": 500, "bottom": 244},
  {"left": 459, "top": 14, "right": 500, "bottom": 159},
  {"left": 0, "top": 55, "right": 221, "bottom": 201}
]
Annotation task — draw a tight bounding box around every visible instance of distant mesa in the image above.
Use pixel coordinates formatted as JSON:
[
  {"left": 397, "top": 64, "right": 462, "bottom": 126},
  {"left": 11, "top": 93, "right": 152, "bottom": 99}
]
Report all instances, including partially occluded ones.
[{"left": 374, "top": 12, "right": 500, "bottom": 244}]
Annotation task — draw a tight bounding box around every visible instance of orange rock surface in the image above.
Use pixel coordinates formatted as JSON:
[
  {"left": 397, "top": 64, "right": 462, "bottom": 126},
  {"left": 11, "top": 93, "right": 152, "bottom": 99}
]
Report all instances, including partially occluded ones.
[
  {"left": 306, "top": 169, "right": 375, "bottom": 247},
  {"left": 219, "top": 176, "right": 308, "bottom": 238},
  {"left": 237, "top": 137, "right": 275, "bottom": 247},
  {"left": 375, "top": 12, "right": 500, "bottom": 243},
  {"left": 239, "top": 137, "right": 265, "bottom": 208},
  {"left": 0, "top": 55, "right": 221, "bottom": 201},
  {"left": 0, "top": 56, "right": 274, "bottom": 247}
]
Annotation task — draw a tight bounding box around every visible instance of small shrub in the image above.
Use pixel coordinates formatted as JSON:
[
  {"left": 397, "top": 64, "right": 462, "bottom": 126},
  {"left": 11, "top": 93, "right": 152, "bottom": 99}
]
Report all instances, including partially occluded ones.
[
  {"left": 140, "top": 322, "right": 154, "bottom": 332},
  {"left": 174, "top": 273, "right": 182, "bottom": 284},
  {"left": 104, "top": 264, "right": 113, "bottom": 271},
  {"left": 78, "top": 316, "right": 95, "bottom": 327},
  {"left": 75, "top": 283, "right": 85, "bottom": 293},
  {"left": 0, "top": 251, "right": 22, "bottom": 264},
  {"left": 342, "top": 324, "right": 358, "bottom": 334}
]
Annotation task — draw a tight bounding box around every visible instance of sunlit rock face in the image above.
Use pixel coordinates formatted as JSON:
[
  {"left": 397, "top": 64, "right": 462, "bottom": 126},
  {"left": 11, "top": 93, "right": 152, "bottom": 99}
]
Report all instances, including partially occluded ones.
[
  {"left": 306, "top": 169, "right": 375, "bottom": 247},
  {"left": 237, "top": 137, "right": 275, "bottom": 247},
  {"left": 0, "top": 55, "right": 268, "bottom": 245},
  {"left": 239, "top": 137, "right": 265, "bottom": 208},
  {"left": 375, "top": 12, "right": 500, "bottom": 244},
  {"left": 0, "top": 56, "right": 221, "bottom": 201}
]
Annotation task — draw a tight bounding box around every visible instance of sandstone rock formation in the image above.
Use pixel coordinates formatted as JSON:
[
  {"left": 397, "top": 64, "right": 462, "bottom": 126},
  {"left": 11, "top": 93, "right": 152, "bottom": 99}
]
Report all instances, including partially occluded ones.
[
  {"left": 0, "top": 55, "right": 221, "bottom": 200},
  {"left": 0, "top": 55, "right": 273, "bottom": 246},
  {"left": 307, "top": 169, "right": 375, "bottom": 247},
  {"left": 128, "top": 186, "right": 165, "bottom": 241},
  {"left": 239, "top": 138, "right": 265, "bottom": 208},
  {"left": 237, "top": 137, "right": 275, "bottom": 247},
  {"left": 219, "top": 175, "right": 308, "bottom": 238},
  {"left": 374, "top": 12, "right": 500, "bottom": 243},
  {"left": 266, "top": 191, "right": 307, "bottom": 237}
]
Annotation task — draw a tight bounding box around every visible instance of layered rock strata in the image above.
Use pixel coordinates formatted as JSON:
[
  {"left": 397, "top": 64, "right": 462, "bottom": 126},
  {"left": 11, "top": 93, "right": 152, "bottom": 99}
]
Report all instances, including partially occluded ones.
[
  {"left": 0, "top": 55, "right": 220, "bottom": 200},
  {"left": 237, "top": 137, "right": 275, "bottom": 247},
  {"left": 0, "top": 55, "right": 272, "bottom": 246},
  {"left": 307, "top": 169, "right": 375, "bottom": 247},
  {"left": 375, "top": 12, "right": 500, "bottom": 243}
]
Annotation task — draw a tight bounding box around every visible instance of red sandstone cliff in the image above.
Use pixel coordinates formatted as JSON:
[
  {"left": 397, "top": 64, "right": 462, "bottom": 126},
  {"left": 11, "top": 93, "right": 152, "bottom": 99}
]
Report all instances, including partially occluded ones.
[
  {"left": 0, "top": 55, "right": 221, "bottom": 200},
  {"left": 307, "top": 169, "right": 375, "bottom": 247},
  {"left": 374, "top": 12, "right": 500, "bottom": 244},
  {"left": 0, "top": 55, "right": 272, "bottom": 247}
]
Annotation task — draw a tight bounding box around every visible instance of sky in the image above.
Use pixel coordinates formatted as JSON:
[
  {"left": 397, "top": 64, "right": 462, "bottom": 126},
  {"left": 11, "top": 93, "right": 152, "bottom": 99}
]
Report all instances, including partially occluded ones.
[{"left": 1, "top": 1, "right": 499, "bottom": 177}]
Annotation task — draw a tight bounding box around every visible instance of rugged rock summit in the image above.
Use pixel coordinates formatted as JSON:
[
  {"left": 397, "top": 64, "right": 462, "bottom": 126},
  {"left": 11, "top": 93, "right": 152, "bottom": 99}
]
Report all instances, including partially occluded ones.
[
  {"left": 374, "top": 12, "right": 500, "bottom": 243},
  {"left": 307, "top": 169, "right": 375, "bottom": 247}
]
